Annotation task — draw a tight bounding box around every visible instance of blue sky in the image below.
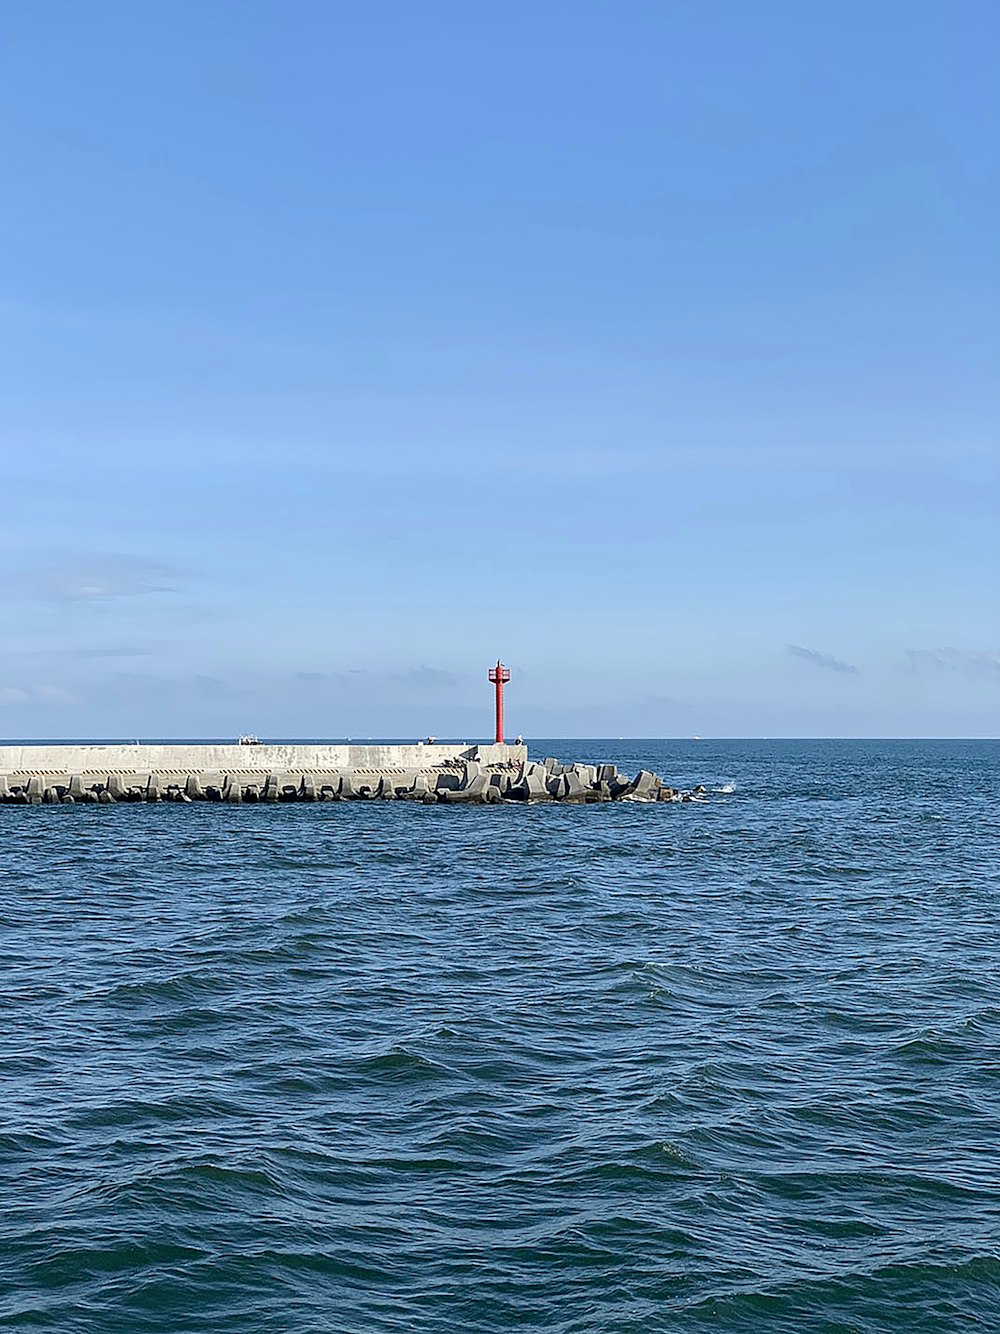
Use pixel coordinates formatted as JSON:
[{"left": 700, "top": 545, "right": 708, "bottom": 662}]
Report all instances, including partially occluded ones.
[{"left": 1, "top": 0, "right": 996, "bottom": 738}]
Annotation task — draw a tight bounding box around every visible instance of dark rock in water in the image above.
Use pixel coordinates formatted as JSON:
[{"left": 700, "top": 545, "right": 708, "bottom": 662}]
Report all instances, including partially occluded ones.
[
  {"left": 626, "top": 770, "right": 659, "bottom": 800},
  {"left": 439, "top": 788, "right": 472, "bottom": 803},
  {"left": 562, "top": 771, "right": 590, "bottom": 803}
]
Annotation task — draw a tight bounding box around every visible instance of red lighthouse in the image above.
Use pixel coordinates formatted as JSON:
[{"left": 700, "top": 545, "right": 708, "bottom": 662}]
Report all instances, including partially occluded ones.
[{"left": 488, "top": 660, "right": 510, "bottom": 744}]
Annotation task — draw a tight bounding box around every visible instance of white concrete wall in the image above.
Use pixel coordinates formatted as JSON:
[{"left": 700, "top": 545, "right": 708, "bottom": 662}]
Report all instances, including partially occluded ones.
[{"left": 0, "top": 741, "right": 527, "bottom": 775}]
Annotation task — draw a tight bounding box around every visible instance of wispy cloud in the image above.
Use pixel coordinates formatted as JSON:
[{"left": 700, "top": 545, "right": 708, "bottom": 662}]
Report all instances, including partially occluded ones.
[
  {"left": 73, "top": 644, "right": 152, "bottom": 659},
  {"left": 905, "top": 649, "right": 1000, "bottom": 683},
  {"left": 390, "top": 667, "right": 457, "bottom": 690},
  {"left": 107, "top": 672, "right": 236, "bottom": 698},
  {"left": 0, "top": 643, "right": 152, "bottom": 662},
  {"left": 294, "top": 669, "right": 367, "bottom": 686},
  {"left": 0, "top": 684, "right": 77, "bottom": 705},
  {"left": 788, "top": 645, "right": 859, "bottom": 675},
  {"left": 295, "top": 667, "right": 458, "bottom": 691},
  {"left": 0, "top": 555, "right": 177, "bottom": 603}
]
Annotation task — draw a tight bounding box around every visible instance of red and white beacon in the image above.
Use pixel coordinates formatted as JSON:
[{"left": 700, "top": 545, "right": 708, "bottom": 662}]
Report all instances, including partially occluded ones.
[{"left": 488, "top": 660, "right": 511, "bottom": 744}]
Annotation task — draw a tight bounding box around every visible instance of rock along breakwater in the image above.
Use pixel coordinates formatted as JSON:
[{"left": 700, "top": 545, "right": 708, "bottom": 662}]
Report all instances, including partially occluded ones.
[{"left": 0, "top": 742, "right": 703, "bottom": 805}]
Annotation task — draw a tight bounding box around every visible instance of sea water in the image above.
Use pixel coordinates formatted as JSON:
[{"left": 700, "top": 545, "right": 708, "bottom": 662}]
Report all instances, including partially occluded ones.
[{"left": 2, "top": 740, "right": 998, "bottom": 1332}]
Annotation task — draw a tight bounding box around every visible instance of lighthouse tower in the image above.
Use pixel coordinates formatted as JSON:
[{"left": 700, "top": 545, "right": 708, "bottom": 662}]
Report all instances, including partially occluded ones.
[{"left": 487, "top": 660, "right": 510, "bottom": 744}]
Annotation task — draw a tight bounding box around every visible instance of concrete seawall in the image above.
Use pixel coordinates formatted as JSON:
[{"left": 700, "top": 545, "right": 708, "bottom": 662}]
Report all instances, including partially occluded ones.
[
  {"left": 0, "top": 741, "right": 517, "bottom": 774},
  {"left": 0, "top": 742, "right": 694, "bottom": 805}
]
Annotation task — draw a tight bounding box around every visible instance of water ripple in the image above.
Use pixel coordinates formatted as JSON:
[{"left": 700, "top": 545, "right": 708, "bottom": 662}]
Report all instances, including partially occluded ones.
[{"left": 1, "top": 739, "right": 999, "bottom": 1331}]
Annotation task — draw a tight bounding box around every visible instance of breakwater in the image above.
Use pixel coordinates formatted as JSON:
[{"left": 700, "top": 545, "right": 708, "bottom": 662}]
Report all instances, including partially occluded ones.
[{"left": 0, "top": 741, "right": 695, "bottom": 804}]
